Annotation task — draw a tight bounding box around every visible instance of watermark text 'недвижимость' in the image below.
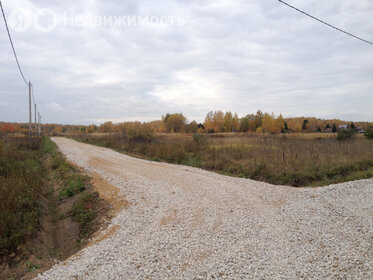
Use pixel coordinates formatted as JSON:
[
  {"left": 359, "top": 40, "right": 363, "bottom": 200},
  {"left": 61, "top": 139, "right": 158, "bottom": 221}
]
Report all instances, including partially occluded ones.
[{"left": 7, "top": 8, "right": 186, "bottom": 32}]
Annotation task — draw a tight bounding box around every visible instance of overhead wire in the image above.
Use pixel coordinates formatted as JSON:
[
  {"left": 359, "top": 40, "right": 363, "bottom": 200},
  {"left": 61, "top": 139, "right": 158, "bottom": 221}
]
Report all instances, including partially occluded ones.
[
  {"left": 1, "top": 1, "right": 42, "bottom": 126},
  {"left": 0, "top": 0, "right": 30, "bottom": 85},
  {"left": 278, "top": 0, "right": 373, "bottom": 46}
]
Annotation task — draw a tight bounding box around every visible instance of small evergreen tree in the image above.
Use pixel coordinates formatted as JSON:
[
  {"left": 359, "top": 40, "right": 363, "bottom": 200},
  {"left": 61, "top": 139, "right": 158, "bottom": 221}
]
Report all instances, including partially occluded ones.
[
  {"left": 325, "top": 123, "right": 330, "bottom": 130},
  {"left": 302, "top": 119, "right": 309, "bottom": 131},
  {"left": 332, "top": 123, "right": 337, "bottom": 133},
  {"left": 337, "top": 128, "right": 357, "bottom": 141},
  {"left": 282, "top": 122, "right": 289, "bottom": 133}
]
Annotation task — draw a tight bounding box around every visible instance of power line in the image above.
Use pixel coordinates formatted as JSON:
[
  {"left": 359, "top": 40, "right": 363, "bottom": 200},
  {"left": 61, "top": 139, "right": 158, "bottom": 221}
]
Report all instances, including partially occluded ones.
[
  {"left": 0, "top": 0, "right": 29, "bottom": 85},
  {"left": 0, "top": 1, "right": 43, "bottom": 140},
  {"left": 278, "top": 0, "right": 373, "bottom": 46}
]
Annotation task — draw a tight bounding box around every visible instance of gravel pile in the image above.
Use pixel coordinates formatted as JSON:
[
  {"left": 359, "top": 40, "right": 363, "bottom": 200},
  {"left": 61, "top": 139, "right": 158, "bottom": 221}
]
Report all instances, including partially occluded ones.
[{"left": 37, "top": 137, "right": 373, "bottom": 279}]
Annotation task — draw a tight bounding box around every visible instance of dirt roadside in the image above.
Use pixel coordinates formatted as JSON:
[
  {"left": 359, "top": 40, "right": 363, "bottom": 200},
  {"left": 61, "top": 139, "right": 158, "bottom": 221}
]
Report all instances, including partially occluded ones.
[{"left": 0, "top": 155, "right": 124, "bottom": 280}]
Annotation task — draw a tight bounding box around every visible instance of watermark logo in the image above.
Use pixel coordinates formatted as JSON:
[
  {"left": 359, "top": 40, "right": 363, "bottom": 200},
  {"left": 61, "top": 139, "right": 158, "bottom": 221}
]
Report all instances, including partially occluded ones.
[
  {"left": 7, "top": 8, "right": 33, "bottom": 32},
  {"left": 34, "top": 8, "right": 58, "bottom": 32},
  {"left": 7, "top": 8, "right": 186, "bottom": 32}
]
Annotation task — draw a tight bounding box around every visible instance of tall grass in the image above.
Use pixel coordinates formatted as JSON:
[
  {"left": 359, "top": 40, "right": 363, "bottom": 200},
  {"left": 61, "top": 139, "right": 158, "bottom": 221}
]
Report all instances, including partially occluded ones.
[
  {"left": 74, "top": 133, "right": 373, "bottom": 187},
  {"left": 0, "top": 136, "right": 101, "bottom": 253},
  {"left": 0, "top": 137, "right": 44, "bottom": 250},
  {"left": 205, "top": 134, "right": 373, "bottom": 186}
]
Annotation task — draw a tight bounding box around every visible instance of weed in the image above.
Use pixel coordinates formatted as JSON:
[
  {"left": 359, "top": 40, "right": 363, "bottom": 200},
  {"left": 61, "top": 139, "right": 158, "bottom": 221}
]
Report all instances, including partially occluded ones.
[
  {"left": 41, "top": 137, "right": 56, "bottom": 154},
  {"left": 58, "top": 176, "right": 86, "bottom": 199},
  {"left": 72, "top": 192, "right": 100, "bottom": 237},
  {"left": 26, "top": 262, "right": 41, "bottom": 272}
]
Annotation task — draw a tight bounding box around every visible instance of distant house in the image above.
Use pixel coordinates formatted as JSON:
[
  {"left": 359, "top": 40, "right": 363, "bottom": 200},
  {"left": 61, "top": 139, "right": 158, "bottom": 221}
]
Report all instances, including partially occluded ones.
[
  {"left": 357, "top": 127, "right": 365, "bottom": 133},
  {"left": 338, "top": 124, "right": 364, "bottom": 133},
  {"left": 338, "top": 125, "right": 348, "bottom": 130}
]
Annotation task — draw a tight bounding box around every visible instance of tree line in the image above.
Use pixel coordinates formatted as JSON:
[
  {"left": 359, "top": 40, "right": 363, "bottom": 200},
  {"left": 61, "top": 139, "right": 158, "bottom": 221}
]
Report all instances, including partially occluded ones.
[{"left": 1, "top": 111, "right": 372, "bottom": 135}]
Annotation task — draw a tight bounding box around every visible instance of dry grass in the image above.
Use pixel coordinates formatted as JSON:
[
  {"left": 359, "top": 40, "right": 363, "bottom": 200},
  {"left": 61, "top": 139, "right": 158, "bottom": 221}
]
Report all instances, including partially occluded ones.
[
  {"left": 0, "top": 136, "right": 43, "bottom": 251},
  {"left": 205, "top": 133, "right": 373, "bottom": 186},
  {"left": 0, "top": 136, "right": 109, "bottom": 279},
  {"left": 74, "top": 133, "right": 373, "bottom": 187}
]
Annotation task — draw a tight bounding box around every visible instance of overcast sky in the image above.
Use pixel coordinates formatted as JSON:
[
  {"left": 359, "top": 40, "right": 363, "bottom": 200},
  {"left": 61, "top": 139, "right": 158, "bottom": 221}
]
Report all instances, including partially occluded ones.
[{"left": 1, "top": 0, "right": 372, "bottom": 124}]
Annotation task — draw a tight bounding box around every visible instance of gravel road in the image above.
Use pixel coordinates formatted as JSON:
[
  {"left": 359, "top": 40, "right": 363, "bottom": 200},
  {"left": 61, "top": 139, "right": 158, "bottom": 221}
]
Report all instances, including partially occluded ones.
[{"left": 37, "top": 137, "right": 373, "bottom": 279}]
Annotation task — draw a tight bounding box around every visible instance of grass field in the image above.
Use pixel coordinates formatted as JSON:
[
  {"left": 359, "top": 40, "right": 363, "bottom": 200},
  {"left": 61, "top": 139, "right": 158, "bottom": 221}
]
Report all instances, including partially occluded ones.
[
  {"left": 0, "top": 136, "right": 107, "bottom": 279},
  {"left": 74, "top": 132, "right": 373, "bottom": 187}
]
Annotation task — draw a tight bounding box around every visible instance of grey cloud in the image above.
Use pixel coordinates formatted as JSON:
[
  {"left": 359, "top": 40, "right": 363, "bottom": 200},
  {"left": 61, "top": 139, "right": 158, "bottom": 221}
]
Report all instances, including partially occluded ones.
[{"left": 0, "top": 0, "right": 372, "bottom": 124}]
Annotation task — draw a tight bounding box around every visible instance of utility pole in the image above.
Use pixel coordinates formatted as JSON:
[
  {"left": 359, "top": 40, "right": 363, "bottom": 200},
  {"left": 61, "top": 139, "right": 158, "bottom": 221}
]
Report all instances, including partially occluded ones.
[{"left": 29, "top": 82, "right": 32, "bottom": 143}]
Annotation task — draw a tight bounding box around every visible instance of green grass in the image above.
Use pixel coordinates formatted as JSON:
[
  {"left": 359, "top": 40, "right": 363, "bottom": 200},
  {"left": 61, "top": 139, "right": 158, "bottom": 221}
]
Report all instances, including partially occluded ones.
[
  {"left": 74, "top": 133, "right": 373, "bottom": 187},
  {"left": 0, "top": 137, "right": 44, "bottom": 250},
  {"left": 58, "top": 176, "right": 85, "bottom": 198},
  {"left": 0, "top": 136, "right": 101, "bottom": 254},
  {"left": 40, "top": 137, "right": 88, "bottom": 199},
  {"left": 41, "top": 137, "right": 100, "bottom": 237},
  {"left": 72, "top": 192, "right": 100, "bottom": 238},
  {"left": 26, "top": 262, "right": 41, "bottom": 272}
]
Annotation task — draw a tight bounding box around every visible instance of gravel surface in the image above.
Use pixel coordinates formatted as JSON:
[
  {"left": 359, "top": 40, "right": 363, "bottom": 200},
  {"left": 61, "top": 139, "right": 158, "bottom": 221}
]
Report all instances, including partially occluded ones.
[{"left": 37, "top": 137, "right": 373, "bottom": 279}]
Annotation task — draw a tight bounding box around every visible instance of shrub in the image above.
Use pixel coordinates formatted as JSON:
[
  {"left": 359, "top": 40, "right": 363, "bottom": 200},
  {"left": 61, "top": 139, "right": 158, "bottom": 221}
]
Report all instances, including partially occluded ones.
[
  {"left": 364, "top": 127, "right": 373, "bottom": 140},
  {"left": 72, "top": 193, "right": 99, "bottom": 237},
  {"left": 193, "top": 133, "right": 207, "bottom": 145},
  {"left": 126, "top": 127, "right": 153, "bottom": 143},
  {"left": 337, "top": 128, "right": 357, "bottom": 141}
]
